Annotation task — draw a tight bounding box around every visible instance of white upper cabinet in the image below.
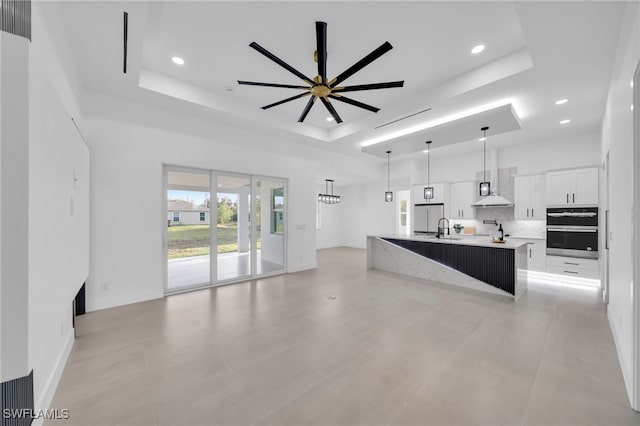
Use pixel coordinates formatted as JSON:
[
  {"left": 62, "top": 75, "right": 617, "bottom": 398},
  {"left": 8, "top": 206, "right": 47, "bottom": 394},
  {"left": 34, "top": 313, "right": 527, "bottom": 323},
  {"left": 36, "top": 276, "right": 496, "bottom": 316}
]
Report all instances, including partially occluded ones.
[
  {"left": 411, "top": 182, "right": 447, "bottom": 206},
  {"left": 450, "top": 181, "right": 476, "bottom": 219},
  {"left": 546, "top": 167, "right": 598, "bottom": 206},
  {"left": 514, "top": 174, "right": 546, "bottom": 219}
]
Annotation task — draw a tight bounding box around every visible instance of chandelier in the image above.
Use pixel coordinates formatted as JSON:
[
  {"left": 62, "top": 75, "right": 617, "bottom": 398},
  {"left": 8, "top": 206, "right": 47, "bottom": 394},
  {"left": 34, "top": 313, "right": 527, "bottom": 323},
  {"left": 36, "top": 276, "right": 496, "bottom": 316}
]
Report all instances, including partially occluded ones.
[{"left": 318, "top": 179, "right": 340, "bottom": 204}]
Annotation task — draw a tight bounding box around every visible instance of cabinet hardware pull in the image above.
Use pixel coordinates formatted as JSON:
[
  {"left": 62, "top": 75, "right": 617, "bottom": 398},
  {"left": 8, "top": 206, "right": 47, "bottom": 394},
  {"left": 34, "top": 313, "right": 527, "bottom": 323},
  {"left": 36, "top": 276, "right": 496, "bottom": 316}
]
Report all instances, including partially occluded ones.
[
  {"left": 573, "top": 193, "right": 575, "bottom": 203},
  {"left": 566, "top": 193, "right": 569, "bottom": 203},
  {"left": 532, "top": 208, "right": 534, "bottom": 217},
  {"left": 529, "top": 249, "right": 532, "bottom": 258},
  {"left": 527, "top": 208, "right": 529, "bottom": 217},
  {"left": 564, "top": 262, "right": 579, "bottom": 266},
  {"left": 564, "top": 270, "right": 579, "bottom": 274}
]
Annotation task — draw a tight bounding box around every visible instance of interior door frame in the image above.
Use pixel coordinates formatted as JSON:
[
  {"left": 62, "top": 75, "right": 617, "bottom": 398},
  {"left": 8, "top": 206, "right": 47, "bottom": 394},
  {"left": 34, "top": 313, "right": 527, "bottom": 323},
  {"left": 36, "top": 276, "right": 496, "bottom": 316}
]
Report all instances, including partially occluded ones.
[{"left": 162, "top": 165, "right": 288, "bottom": 294}]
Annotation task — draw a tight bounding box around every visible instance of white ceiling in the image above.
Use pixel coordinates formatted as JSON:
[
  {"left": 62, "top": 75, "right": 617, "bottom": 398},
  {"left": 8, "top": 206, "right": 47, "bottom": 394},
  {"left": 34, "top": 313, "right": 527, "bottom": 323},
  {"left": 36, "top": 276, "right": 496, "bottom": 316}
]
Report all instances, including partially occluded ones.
[{"left": 40, "top": 1, "right": 627, "bottom": 183}]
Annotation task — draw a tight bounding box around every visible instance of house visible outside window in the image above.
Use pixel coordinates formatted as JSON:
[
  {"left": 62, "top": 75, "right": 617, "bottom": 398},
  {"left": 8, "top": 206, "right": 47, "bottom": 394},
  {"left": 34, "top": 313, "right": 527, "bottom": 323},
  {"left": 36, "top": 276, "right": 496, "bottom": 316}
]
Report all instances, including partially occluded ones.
[
  {"left": 200, "top": 212, "right": 206, "bottom": 222},
  {"left": 400, "top": 200, "right": 407, "bottom": 226},
  {"left": 271, "top": 187, "right": 284, "bottom": 234},
  {"left": 173, "top": 211, "right": 180, "bottom": 222}
]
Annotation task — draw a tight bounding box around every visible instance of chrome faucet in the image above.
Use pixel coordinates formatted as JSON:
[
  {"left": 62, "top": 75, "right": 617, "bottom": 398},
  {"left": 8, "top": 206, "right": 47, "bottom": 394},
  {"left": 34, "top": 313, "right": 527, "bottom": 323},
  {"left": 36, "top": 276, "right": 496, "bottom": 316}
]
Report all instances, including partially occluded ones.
[{"left": 436, "top": 217, "right": 450, "bottom": 239}]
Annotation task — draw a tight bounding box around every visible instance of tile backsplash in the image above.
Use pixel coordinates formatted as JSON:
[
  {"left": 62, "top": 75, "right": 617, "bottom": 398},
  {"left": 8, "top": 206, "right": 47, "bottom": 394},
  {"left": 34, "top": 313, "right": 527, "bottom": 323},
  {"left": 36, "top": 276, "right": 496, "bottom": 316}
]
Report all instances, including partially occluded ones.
[{"left": 450, "top": 214, "right": 546, "bottom": 239}]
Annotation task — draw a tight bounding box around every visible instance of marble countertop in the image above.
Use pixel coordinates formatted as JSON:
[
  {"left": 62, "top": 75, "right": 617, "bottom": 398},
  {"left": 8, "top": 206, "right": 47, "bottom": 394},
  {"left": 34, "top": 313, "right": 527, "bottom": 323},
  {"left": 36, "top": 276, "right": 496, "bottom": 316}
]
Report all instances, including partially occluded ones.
[{"left": 371, "top": 234, "right": 528, "bottom": 249}]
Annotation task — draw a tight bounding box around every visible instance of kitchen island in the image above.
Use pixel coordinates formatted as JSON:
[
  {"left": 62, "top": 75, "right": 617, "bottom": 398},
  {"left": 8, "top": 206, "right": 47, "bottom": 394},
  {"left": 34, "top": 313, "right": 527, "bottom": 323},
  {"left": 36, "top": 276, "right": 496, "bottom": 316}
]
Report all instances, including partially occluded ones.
[{"left": 367, "top": 234, "right": 528, "bottom": 299}]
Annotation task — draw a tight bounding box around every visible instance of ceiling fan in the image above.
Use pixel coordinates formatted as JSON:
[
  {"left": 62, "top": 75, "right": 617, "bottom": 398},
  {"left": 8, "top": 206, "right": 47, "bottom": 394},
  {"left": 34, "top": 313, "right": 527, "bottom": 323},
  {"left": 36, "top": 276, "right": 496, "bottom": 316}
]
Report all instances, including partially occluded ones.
[{"left": 238, "top": 21, "right": 404, "bottom": 124}]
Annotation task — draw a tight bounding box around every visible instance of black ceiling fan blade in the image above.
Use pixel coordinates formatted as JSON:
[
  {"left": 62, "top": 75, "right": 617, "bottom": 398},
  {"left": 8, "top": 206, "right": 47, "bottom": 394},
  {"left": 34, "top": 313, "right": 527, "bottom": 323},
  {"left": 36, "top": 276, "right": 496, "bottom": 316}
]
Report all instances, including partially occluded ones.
[
  {"left": 316, "top": 21, "right": 327, "bottom": 84},
  {"left": 298, "top": 96, "right": 317, "bottom": 122},
  {"left": 262, "top": 92, "right": 310, "bottom": 110},
  {"left": 249, "top": 42, "right": 315, "bottom": 85},
  {"left": 238, "top": 81, "right": 310, "bottom": 89},
  {"left": 332, "top": 81, "right": 404, "bottom": 93},
  {"left": 330, "top": 41, "right": 393, "bottom": 88},
  {"left": 320, "top": 97, "right": 343, "bottom": 123},
  {"left": 328, "top": 94, "right": 380, "bottom": 113}
]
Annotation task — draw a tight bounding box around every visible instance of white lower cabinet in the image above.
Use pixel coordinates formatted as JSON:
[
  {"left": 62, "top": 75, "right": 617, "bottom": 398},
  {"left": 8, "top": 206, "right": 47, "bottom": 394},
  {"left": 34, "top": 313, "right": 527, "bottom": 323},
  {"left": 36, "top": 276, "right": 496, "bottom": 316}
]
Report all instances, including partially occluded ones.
[
  {"left": 528, "top": 244, "right": 547, "bottom": 272},
  {"left": 546, "top": 255, "right": 599, "bottom": 279},
  {"left": 512, "top": 238, "right": 546, "bottom": 272}
]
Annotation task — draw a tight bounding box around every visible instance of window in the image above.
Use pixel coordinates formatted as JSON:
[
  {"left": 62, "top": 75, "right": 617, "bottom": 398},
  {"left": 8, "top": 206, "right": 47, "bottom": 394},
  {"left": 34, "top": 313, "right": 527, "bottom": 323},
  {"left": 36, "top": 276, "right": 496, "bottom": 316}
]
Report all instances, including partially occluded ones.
[
  {"left": 271, "top": 187, "right": 284, "bottom": 234},
  {"left": 172, "top": 211, "right": 180, "bottom": 222},
  {"left": 400, "top": 200, "right": 407, "bottom": 226},
  {"left": 199, "top": 212, "right": 206, "bottom": 222}
]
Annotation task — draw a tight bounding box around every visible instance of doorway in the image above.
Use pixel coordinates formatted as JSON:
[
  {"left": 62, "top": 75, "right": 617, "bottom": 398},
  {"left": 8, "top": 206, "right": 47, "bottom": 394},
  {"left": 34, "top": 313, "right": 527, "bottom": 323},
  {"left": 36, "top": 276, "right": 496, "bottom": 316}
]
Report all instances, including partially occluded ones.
[{"left": 163, "top": 166, "right": 287, "bottom": 293}]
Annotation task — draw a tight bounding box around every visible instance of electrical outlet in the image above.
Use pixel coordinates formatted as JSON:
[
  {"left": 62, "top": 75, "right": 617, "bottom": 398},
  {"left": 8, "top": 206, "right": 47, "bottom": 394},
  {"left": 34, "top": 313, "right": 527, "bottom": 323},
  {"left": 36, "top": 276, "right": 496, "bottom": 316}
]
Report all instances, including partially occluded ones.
[{"left": 100, "top": 281, "right": 109, "bottom": 291}]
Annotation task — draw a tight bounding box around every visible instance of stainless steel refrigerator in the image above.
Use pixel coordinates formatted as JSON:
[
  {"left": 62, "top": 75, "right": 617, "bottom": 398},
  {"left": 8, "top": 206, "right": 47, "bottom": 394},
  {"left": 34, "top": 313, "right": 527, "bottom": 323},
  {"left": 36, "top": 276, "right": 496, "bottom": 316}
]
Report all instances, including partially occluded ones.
[{"left": 414, "top": 203, "right": 444, "bottom": 235}]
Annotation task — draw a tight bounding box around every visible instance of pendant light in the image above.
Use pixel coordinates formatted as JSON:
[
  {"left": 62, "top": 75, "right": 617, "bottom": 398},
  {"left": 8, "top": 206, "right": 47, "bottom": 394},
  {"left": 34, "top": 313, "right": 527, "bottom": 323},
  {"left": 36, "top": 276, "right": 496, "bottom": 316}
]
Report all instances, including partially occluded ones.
[
  {"left": 424, "top": 140, "right": 434, "bottom": 200},
  {"left": 318, "top": 179, "right": 340, "bottom": 204},
  {"left": 479, "top": 126, "right": 491, "bottom": 196},
  {"left": 385, "top": 150, "right": 393, "bottom": 202}
]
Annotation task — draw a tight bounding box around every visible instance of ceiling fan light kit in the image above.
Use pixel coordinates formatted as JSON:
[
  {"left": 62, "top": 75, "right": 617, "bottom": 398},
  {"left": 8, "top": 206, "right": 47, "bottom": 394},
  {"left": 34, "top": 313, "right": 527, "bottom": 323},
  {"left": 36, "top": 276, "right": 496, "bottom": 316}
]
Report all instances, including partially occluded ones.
[{"left": 239, "top": 21, "right": 404, "bottom": 124}]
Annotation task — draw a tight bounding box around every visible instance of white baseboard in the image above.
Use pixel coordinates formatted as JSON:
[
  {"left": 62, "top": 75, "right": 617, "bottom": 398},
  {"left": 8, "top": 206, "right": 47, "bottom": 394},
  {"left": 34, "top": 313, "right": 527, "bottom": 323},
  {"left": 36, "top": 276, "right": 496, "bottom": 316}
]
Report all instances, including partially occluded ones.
[
  {"left": 86, "top": 289, "right": 162, "bottom": 312},
  {"left": 32, "top": 328, "right": 74, "bottom": 426},
  {"left": 287, "top": 262, "right": 317, "bottom": 273},
  {"left": 607, "top": 307, "right": 634, "bottom": 407}
]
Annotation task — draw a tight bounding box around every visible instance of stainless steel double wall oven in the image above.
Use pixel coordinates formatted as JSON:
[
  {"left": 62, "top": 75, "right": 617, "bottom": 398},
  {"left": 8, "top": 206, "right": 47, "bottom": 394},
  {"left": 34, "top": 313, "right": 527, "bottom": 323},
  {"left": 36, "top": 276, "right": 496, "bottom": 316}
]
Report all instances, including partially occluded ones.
[{"left": 546, "top": 207, "right": 598, "bottom": 259}]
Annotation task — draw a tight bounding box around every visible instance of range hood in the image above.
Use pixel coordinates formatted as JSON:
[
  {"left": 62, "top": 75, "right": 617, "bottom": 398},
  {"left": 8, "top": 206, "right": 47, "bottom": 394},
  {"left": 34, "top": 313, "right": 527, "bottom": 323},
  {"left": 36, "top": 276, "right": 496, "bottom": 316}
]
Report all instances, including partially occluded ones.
[
  {"left": 471, "top": 195, "right": 514, "bottom": 208},
  {"left": 471, "top": 148, "right": 514, "bottom": 208}
]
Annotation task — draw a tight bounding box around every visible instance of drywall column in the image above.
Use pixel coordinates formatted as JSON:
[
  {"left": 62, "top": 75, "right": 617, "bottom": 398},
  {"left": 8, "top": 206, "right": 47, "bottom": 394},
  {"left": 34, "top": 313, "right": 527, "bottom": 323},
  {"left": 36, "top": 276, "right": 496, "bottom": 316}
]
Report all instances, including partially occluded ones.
[
  {"left": 1, "top": 1, "right": 33, "bottom": 422},
  {"left": 237, "top": 187, "right": 249, "bottom": 253}
]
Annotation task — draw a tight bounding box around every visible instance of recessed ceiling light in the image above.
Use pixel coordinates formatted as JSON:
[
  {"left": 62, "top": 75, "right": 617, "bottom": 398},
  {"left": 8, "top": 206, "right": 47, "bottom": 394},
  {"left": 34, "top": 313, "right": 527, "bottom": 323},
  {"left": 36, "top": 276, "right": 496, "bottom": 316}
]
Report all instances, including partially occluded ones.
[
  {"left": 326, "top": 117, "right": 334, "bottom": 122},
  {"left": 471, "top": 45, "right": 485, "bottom": 54},
  {"left": 555, "top": 99, "right": 568, "bottom": 105},
  {"left": 172, "top": 56, "right": 185, "bottom": 65},
  {"left": 560, "top": 119, "right": 571, "bottom": 124}
]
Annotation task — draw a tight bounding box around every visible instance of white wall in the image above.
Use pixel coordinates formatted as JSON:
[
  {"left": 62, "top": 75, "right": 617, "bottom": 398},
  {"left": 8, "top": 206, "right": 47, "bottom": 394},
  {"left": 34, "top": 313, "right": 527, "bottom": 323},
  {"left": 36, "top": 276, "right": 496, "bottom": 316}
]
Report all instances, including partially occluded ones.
[
  {"left": 340, "top": 178, "right": 410, "bottom": 249},
  {"left": 84, "top": 114, "right": 318, "bottom": 312},
  {"left": 315, "top": 183, "right": 345, "bottom": 249},
  {"left": 601, "top": 1, "right": 640, "bottom": 406},
  {"left": 27, "top": 3, "right": 91, "bottom": 414}
]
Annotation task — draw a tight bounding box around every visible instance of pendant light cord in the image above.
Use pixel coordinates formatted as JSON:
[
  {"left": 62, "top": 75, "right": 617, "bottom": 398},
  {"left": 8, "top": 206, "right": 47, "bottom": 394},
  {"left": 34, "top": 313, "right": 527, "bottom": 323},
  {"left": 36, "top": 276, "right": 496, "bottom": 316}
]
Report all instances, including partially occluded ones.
[
  {"left": 387, "top": 151, "right": 391, "bottom": 192},
  {"left": 483, "top": 129, "right": 487, "bottom": 183},
  {"left": 427, "top": 145, "right": 430, "bottom": 187}
]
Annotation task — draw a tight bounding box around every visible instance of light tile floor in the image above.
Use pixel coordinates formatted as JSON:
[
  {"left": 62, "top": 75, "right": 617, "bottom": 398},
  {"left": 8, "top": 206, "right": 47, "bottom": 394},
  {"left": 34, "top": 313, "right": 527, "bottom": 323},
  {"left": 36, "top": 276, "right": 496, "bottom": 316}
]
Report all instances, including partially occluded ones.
[{"left": 49, "top": 248, "right": 640, "bottom": 426}]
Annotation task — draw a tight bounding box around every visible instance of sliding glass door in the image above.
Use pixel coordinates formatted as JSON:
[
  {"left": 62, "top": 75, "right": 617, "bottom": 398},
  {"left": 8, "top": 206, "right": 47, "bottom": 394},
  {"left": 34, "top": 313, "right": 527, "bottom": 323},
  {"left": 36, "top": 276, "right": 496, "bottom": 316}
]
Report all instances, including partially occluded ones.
[
  {"left": 166, "top": 169, "right": 211, "bottom": 290},
  {"left": 164, "top": 166, "right": 286, "bottom": 293},
  {"left": 216, "top": 174, "right": 252, "bottom": 282}
]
